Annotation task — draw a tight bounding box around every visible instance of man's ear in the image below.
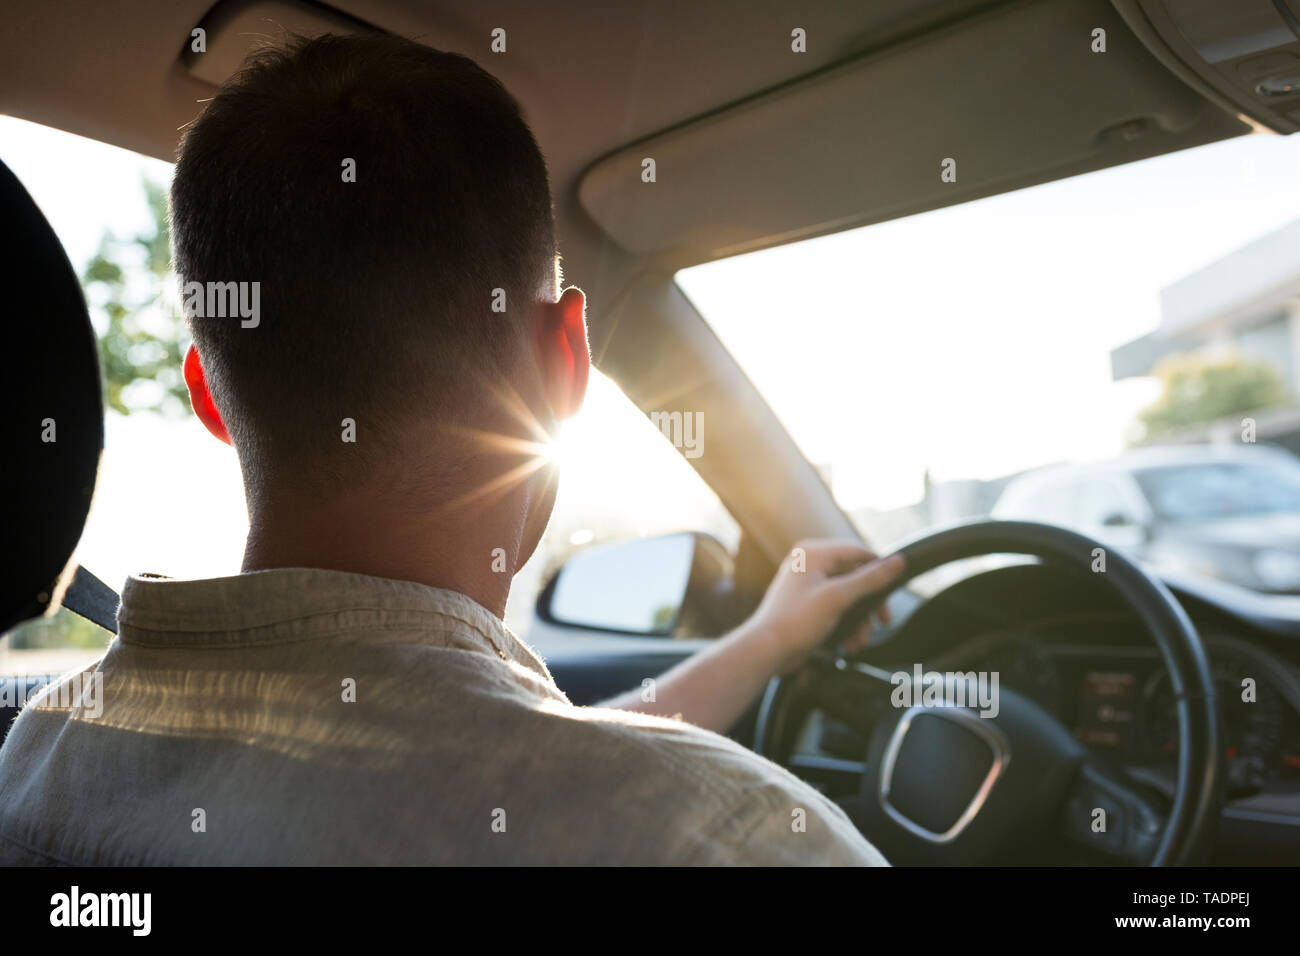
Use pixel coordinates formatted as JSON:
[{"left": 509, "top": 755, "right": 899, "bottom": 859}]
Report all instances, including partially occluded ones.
[
  {"left": 183, "top": 344, "right": 231, "bottom": 445},
  {"left": 536, "top": 286, "right": 589, "bottom": 421}
]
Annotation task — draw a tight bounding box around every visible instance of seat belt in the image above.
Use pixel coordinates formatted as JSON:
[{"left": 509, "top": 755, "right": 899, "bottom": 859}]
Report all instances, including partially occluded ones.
[{"left": 62, "top": 566, "right": 120, "bottom": 634}]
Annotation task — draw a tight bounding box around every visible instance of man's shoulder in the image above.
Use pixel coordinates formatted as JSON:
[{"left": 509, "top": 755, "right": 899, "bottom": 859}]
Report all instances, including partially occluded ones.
[
  {"left": 393, "top": 663, "right": 886, "bottom": 863},
  {"left": 537, "top": 705, "right": 886, "bottom": 865}
]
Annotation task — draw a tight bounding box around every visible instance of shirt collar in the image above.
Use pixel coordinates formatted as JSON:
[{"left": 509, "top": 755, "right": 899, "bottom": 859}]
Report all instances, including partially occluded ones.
[{"left": 116, "top": 567, "right": 555, "bottom": 684}]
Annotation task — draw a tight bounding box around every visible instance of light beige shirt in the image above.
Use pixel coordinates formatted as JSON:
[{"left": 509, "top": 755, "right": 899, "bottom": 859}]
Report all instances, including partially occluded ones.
[{"left": 0, "top": 568, "right": 886, "bottom": 865}]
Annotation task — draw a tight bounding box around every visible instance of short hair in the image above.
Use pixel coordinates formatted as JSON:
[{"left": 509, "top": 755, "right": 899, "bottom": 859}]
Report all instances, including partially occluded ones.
[{"left": 171, "top": 33, "right": 556, "bottom": 488}]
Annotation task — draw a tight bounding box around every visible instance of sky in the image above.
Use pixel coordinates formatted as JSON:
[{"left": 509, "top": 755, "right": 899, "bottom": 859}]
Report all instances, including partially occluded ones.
[{"left": 5, "top": 113, "right": 1300, "bottom": 630}]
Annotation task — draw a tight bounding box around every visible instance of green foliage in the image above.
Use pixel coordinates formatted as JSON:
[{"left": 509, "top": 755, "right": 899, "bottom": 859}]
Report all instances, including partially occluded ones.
[
  {"left": 6, "top": 608, "right": 110, "bottom": 651},
  {"left": 1136, "top": 353, "right": 1287, "bottom": 440},
  {"left": 84, "top": 176, "right": 190, "bottom": 417}
]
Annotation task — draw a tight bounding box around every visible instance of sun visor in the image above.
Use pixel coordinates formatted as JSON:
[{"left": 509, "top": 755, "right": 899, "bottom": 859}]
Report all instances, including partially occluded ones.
[
  {"left": 182, "top": 0, "right": 376, "bottom": 88},
  {"left": 578, "top": 0, "right": 1249, "bottom": 260},
  {"left": 1113, "top": 0, "right": 1300, "bottom": 134}
]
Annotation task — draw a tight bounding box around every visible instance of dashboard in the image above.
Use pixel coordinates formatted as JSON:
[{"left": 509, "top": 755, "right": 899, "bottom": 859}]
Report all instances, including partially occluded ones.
[{"left": 783, "top": 562, "right": 1300, "bottom": 862}]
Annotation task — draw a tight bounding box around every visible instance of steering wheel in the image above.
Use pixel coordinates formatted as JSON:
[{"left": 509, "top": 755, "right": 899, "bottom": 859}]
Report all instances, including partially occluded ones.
[{"left": 754, "top": 520, "right": 1223, "bottom": 866}]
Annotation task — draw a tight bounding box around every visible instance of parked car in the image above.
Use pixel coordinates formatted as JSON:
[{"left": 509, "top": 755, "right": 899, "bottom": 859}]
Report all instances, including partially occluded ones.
[{"left": 994, "top": 444, "right": 1300, "bottom": 593}]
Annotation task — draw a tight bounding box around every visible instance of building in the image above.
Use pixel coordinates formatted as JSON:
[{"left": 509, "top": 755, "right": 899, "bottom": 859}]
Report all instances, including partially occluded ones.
[{"left": 1111, "top": 216, "right": 1300, "bottom": 451}]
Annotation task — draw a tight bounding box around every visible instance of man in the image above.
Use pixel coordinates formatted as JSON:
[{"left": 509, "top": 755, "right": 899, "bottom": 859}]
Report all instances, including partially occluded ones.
[{"left": 0, "top": 33, "right": 901, "bottom": 865}]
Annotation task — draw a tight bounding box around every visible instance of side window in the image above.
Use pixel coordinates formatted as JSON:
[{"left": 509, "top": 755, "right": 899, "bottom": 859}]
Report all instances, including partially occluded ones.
[
  {"left": 0, "top": 608, "right": 110, "bottom": 680},
  {"left": 0, "top": 117, "right": 738, "bottom": 656},
  {"left": 1, "top": 117, "right": 184, "bottom": 675},
  {"left": 504, "top": 370, "right": 738, "bottom": 636}
]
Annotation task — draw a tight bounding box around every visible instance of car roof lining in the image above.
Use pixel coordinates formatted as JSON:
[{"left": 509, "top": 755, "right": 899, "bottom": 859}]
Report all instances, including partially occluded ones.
[{"left": 0, "top": 0, "right": 1252, "bottom": 322}]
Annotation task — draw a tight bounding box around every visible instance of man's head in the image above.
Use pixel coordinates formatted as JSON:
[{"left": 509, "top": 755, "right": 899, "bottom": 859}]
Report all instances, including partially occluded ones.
[{"left": 172, "top": 32, "right": 587, "bottom": 512}]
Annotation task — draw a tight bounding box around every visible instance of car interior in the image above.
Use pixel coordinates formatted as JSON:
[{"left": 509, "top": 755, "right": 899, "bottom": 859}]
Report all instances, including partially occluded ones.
[{"left": 4, "top": 0, "right": 1300, "bottom": 868}]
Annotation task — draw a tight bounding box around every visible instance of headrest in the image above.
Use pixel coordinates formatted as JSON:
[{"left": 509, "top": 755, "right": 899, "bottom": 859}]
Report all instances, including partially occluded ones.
[{"left": 0, "top": 158, "right": 104, "bottom": 633}]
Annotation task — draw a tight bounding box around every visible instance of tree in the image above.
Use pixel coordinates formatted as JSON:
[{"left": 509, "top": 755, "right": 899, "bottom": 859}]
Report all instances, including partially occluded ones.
[
  {"left": 82, "top": 176, "right": 190, "bottom": 417},
  {"left": 1135, "top": 352, "right": 1287, "bottom": 440}
]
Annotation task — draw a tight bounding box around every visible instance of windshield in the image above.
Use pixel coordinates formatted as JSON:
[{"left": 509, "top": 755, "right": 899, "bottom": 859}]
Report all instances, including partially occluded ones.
[
  {"left": 1136, "top": 462, "right": 1300, "bottom": 523},
  {"left": 680, "top": 130, "right": 1300, "bottom": 594}
]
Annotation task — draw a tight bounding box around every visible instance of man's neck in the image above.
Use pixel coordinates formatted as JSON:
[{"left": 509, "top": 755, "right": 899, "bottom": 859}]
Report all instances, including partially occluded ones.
[{"left": 241, "top": 485, "right": 526, "bottom": 620}]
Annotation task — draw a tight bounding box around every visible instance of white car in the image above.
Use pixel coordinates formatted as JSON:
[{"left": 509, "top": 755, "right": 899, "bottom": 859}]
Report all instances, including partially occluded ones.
[{"left": 993, "top": 444, "right": 1300, "bottom": 593}]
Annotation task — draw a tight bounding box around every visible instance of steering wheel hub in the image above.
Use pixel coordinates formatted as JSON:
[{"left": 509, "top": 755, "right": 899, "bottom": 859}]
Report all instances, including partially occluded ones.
[{"left": 879, "top": 705, "right": 1010, "bottom": 844}]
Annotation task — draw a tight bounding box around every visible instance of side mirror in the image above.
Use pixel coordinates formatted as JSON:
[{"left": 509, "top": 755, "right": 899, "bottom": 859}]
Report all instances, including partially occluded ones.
[{"left": 537, "top": 532, "right": 735, "bottom": 637}]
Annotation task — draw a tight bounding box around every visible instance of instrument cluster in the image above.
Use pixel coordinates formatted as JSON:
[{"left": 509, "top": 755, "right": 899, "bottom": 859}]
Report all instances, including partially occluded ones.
[{"left": 977, "top": 635, "right": 1300, "bottom": 797}]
